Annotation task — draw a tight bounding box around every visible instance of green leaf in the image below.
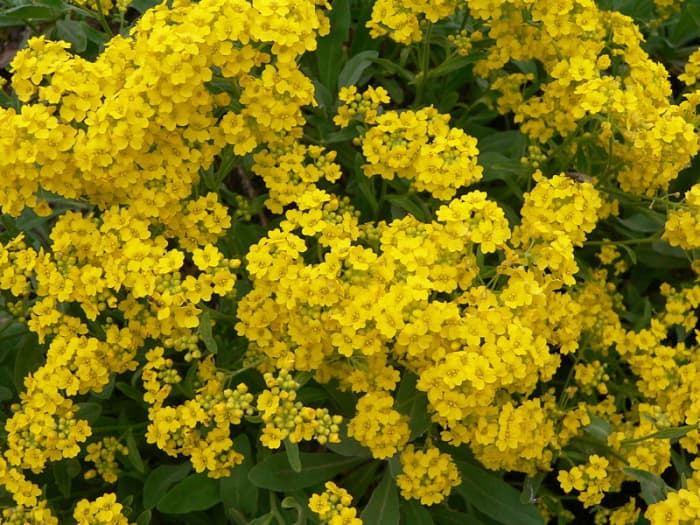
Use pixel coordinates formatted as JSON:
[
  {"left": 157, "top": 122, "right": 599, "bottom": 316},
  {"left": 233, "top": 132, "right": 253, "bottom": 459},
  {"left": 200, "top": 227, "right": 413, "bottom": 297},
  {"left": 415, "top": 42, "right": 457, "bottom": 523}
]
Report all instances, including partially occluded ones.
[
  {"left": 248, "top": 452, "right": 365, "bottom": 491},
  {"left": 313, "top": 80, "right": 334, "bottom": 111},
  {"left": 143, "top": 463, "right": 192, "bottom": 509},
  {"left": 316, "top": 0, "right": 350, "bottom": 91},
  {"left": 36, "top": 0, "right": 64, "bottom": 8},
  {"left": 670, "top": 2, "right": 700, "bottom": 45},
  {"left": 284, "top": 439, "right": 302, "bottom": 473},
  {"left": 198, "top": 310, "right": 218, "bottom": 354},
  {"left": 115, "top": 381, "right": 146, "bottom": 404},
  {"left": 13, "top": 333, "right": 43, "bottom": 391},
  {"left": 248, "top": 513, "right": 274, "bottom": 525},
  {"left": 349, "top": 158, "right": 379, "bottom": 218},
  {"left": 360, "top": 468, "right": 400, "bottom": 525},
  {"left": 281, "top": 496, "right": 308, "bottom": 525},
  {"left": 401, "top": 498, "right": 435, "bottom": 525},
  {"left": 618, "top": 243, "right": 638, "bottom": 265},
  {"left": 55, "top": 19, "right": 87, "bottom": 53},
  {"left": 2, "top": 4, "right": 61, "bottom": 22},
  {"left": 520, "top": 473, "right": 546, "bottom": 504},
  {"left": 76, "top": 402, "right": 102, "bottom": 424},
  {"left": 671, "top": 448, "right": 693, "bottom": 481},
  {"left": 52, "top": 459, "right": 80, "bottom": 499},
  {"left": 340, "top": 460, "right": 381, "bottom": 502},
  {"left": 0, "top": 386, "right": 13, "bottom": 401},
  {"left": 585, "top": 416, "right": 613, "bottom": 442},
  {"left": 156, "top": 473, "right": 221, "bottom": 514},
  {"left": 326, "top": 424, "right": 372, "bottom": 458},
  {"left": 427, "top": 55, "right": 476, "bottom": 80},
  {"left": 478, "top": 130, "right": 527, "bottom": 157},
  {"left": 688, "top": 1, "right": 700, "bottom": 29},
  {"left": 136, "top": 510, "right": 151, "bottom": 525},
  {"left": 220, "top": 435, "right": 258, "bottom": 517},
  {"left": 126, "top": 429, "right": 145, "bottom": 474},
  {"left": 622, "top": 425, "right": 698, "bottom": 444},
  {"left": 323, "top": 126, "right": 361, "bottom": 145},
  {"left": 479, "top": 151, "right": 526, "bottom": 199},
  {"left": 0, "top": 15, "right": 25, "bottom": 28},
  {"left": 0, "top": 322, "right": 26, "bottom": 357},
  {"left": 81, "top": 21, "right": 108, "bottom": 48},
  {"left": 454, "top": 460, "right": 545, "bottom": 525},
  {"left": 129, "top": 0, "right": 161, "bottom": 13},
  {"left": 615, "top": 213, "right": 665, "bottom": 233},
  {"left": 636, "top": 243, "right": 689, "bottom": 269},
  {"left": 231, "top": 222, "right": 267, "bottom": 258},
  {"left": 431, "top": 507, "right": 490, "bottom": 525},
  {"left": 369, "top": 57, "right": 415, "bottom": 82},
  {"left": 385, "top": 193, "right": 431, "bottom": 222},
  {"left": 395, "top": 372, "right": 430, "bottom": 441},
  {"left": 623, "top": 468, "right": 671, "bottom": 505},
  {"left": 337, "top": 50, "right": 379, "bottom": 88}
]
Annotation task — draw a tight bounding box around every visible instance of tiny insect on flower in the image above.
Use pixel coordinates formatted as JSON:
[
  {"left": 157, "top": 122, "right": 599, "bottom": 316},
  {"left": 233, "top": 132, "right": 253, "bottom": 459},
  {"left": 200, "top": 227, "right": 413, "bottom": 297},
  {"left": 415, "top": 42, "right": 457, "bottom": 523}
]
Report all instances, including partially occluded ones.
[{"left": 565, "top": 171, "right": 593, "bottom": 183}]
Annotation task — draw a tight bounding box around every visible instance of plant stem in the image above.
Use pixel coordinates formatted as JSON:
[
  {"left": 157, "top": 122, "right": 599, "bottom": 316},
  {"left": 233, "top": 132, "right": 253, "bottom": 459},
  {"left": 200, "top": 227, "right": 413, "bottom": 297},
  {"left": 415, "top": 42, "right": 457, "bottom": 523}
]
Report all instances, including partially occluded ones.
[
  {"left": 93, "top": 0, "right": 114, "bottom": 37},
  {"left": 414, "top": 22, "right": 433, "bottom": 107},
  {"left": 585, "top": 237, "right": 661, "bottom": 246}
]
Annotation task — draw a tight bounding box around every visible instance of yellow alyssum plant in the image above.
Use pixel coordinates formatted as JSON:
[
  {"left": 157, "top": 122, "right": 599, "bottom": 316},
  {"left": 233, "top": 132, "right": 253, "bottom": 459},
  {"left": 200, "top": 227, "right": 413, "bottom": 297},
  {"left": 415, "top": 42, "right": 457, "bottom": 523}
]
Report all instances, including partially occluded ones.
[{"left": 0, "top": 0, "right": 699, "bottom": 522}]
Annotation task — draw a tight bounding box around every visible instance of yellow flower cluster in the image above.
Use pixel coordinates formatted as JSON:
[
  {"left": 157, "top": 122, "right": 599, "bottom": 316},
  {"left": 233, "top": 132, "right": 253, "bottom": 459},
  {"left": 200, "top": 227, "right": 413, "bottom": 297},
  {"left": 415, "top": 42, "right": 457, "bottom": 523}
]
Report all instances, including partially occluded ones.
[
  {"left": 645, "top": 463, "right": 700, "bottom": 524},
  {"left": 608, "top": 407, "right": 671, "bottom": 477},
  {"left": 334, "top": 85, "right": 390, "bottom": 127},
  {"left": 73, "top": 493, "right": 132, "bottom": 525},
  {"left": 251, "top": 140, "right": 342, "bottom": 214},
  {"left": 396, "top": 444, "right": 460, "bottom": 505},
  {"left": 358, "top": 106, "right": 482, "bottom": 200},
  {"left": 0, "top": 499, "right": 58, "bottom": 525},
  {"left": 0, "top": 202, "right": 242, "bottom": 500},
  {"left": 84, "top": 437, "right": 129, "bottom": 484},
  {"left": 145, "top": 356, "right": 253, "bottom": 478},
  {"left": 257, "top": 369, "right": 342, "bottom": 449},
  {"left": 652, "top": 0, "right": 682, "bottom": 19},
  {"left": 512, "top": 171, "right": 603, "bottom": 285},
  {"left": 463, "top": 0, "right": 699, "bottom": 196},
  {"left": 308, "top": 482, "right": 362, "bottom": 525},
  {"left": 596, "top": 498, "right": 640, "bottom": 525},
  {"left": 347, "top": 391, "right": 410, "bottom": 459},
  {"left": 3, "top": 0, "right": 329, "bottom": 221},
  {"left": 663, "top": 184, "right": 700, "bottom": 249},
  {"left": 367, "top": 0, "right": 459, "bottom": 44},
  {"left": 71, "top": 0, "right": 129, "bottom": 13},
  {"left": 447, "top": 29, "right": 483, "bottom": 57},
  {"left": 238, "top": 158, "right": 612, "bottom": 482},
  {"left": 558, "top": 454, "right": 611, "bottom": 508},
  {"left": 1, "top": 0, "right": 699, "bottom": 519},
  {"left": 574, "top": 360, "right": 610, "bottom": 396},
  {"left": 680, "top": 47, "right": 700, "bottom": 87},
  {"left": 0, "top": 0, "right": 335, "bottom": 515}
]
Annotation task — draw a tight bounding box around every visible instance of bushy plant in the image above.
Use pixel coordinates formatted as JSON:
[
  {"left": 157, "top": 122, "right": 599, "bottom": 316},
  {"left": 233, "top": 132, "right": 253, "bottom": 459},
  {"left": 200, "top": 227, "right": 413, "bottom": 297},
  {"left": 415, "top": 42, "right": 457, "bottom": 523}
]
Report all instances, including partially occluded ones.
[{"left": 0, "top": 0, "right": 699, "bottom": 523}]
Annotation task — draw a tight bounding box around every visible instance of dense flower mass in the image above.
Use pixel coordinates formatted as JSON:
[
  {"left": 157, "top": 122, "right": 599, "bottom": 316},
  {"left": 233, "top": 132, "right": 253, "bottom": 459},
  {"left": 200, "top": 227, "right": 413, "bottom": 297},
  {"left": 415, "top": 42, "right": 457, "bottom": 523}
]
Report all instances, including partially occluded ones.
[{"left": 0, "top": 0, "right": 699, "bottom": 523}]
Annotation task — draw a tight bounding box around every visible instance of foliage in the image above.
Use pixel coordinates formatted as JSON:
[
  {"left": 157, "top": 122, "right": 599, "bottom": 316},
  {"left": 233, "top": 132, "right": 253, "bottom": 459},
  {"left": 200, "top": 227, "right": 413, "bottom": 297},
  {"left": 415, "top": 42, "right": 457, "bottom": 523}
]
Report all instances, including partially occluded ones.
[{"left": 0, "top": 0, "right": 699, "bottom": 524}]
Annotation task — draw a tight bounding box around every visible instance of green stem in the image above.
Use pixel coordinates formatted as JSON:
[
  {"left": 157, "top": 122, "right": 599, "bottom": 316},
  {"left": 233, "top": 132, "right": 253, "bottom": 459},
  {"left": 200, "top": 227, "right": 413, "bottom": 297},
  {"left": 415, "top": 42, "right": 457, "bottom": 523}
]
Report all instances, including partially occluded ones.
[
  {"left": 414, "top": 22, "right": 433, "bottom": 107},
  {"left": 93, "top": 0, "right": 114, "bottom": 37},
  {"left": 376, "top": 178, "right": 387, "bottom": 220},
  {"left": 66, "top": 5, "right": 102, "bottom": 20},
  {"left": 270, "top": 493, "right": 286, "bottom": 525},
  {"left": 200, "top": 303, "right": 237, "bottom": 322},
  {"left": 585, "top": 237, "right": 661, "bottom": 246},
  {"left": 118, "top": 6, "right": 126, "bottom": 34},
  {"left": 598, "top": 184, "right": 682, "bottom": 212},
  {"left": 215, "top": 146, "right": 237, "bottom": 187},
  {"left": 222, "top": 357, "right": 268, "bottom": 386},
  {"left": 91, "top": 422, "right": 148, "bottom": 433},
  {"left": 620, "top": 425, "right": 698, "bottom": 447}
]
